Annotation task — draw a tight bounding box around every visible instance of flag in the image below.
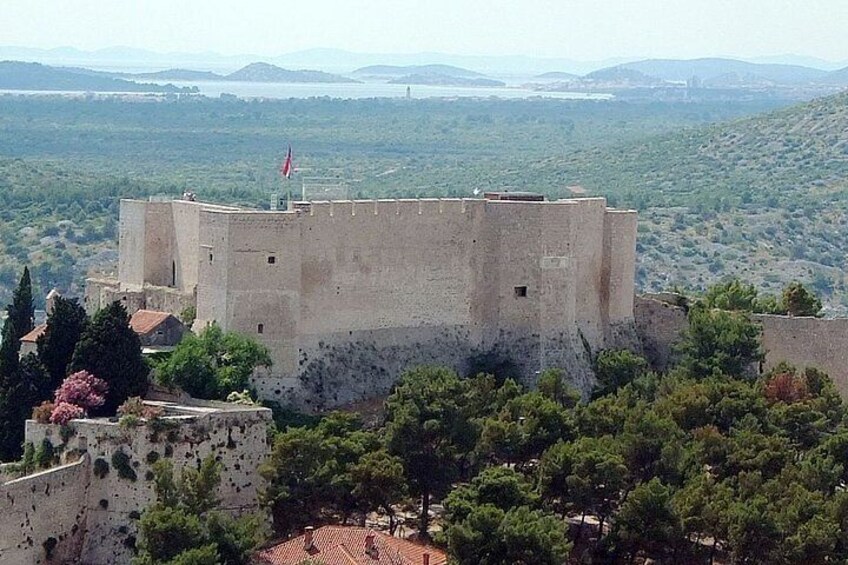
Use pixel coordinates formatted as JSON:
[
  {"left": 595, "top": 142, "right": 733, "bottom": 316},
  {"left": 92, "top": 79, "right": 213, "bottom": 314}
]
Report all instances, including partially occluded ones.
[{"left": 280, "top": 146, "right": 293, "bottom": 179}]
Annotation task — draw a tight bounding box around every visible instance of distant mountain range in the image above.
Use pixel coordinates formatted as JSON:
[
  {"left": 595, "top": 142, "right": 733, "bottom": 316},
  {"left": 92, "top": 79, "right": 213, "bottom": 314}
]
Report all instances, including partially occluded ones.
[
  {"left": 111, "top": 62, "right": 358, "bottom": 84},
  {"left": 0, "top": 61, "right": 360, "bottom": 92},
  {"left": 3, "top": 45, "right": 848, "bottom": 85},
  {"left": 0, "top": 61, "right": 194, "bottom": 93},
  {"left": 0, "top": 45, "right": 633, "bottom": 76},
  {"left": 535, "top": 58, "right": 848, "bottom": 89},
  {"left": 612, "top": 58, "right": 829, "bottom": 84}
]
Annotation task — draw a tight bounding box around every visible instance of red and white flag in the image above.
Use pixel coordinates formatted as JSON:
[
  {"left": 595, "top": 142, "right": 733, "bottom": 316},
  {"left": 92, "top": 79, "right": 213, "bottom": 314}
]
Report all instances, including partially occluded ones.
[{"left": 280, "top": 145, "right": 293, "bottom": 179}]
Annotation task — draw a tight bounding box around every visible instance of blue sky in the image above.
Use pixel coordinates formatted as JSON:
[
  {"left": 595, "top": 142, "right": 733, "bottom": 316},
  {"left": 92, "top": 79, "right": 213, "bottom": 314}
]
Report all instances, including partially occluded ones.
[{"left": 1, "top": 0, "right": 846, "bottom": 62}]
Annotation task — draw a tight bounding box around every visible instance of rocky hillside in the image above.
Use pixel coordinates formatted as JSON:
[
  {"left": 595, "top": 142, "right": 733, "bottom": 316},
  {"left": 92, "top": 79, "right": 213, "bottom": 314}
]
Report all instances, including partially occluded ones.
[{"left": 540, "top": 92, "right": 848, "bottom": 311}]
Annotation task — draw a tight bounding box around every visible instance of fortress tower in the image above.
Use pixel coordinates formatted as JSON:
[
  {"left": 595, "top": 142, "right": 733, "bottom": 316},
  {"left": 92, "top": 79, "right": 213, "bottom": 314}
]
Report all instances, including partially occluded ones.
[{"left": 87, "top": 195, "right": 638, "bottom": 409}]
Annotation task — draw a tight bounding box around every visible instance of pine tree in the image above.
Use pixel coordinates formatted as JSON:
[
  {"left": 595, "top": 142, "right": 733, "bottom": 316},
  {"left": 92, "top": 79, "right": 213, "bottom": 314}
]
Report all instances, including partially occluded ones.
[{"left": 71, "top": 301, "right": 148, "bottom": 415}]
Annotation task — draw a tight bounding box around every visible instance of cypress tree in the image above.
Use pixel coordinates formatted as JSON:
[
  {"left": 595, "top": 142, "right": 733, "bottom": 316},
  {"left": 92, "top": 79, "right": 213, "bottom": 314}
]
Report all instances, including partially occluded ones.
[
  {"left": 0, "top": 353, "right": 48, "bottom": 461},
  {"left": 71, "top": 301, "right": 149, "bottom": 415},
  {"left": 37, "top": 296, "right": 89, "bottom": 392},
  {"left": 0, "top": 267, "right": 34, "bottom": 380}
]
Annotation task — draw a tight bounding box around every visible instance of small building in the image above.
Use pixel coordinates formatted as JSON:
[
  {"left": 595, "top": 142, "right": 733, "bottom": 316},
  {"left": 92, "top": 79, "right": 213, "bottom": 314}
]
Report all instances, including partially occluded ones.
[
  {"left": 256, "top": 526, "right": 447, "bottom": 565},
  {"left": 19, "top": 324, "right": 46, "bottom": 357},
  {"left": 21, "top": 308, "right": 186, "bottom": 359},
  {"left": 129, "top": 309, "right": 187, "bottom": 348}
]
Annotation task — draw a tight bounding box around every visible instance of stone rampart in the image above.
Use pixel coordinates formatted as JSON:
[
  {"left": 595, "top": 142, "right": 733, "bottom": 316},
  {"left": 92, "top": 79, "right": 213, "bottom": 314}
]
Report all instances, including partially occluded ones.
[
  {"left": 0, "top": 457, "right": 89, "bottom": 565},
  {"left": 1, "top": 400, "right": 271, "bottom": 565},
  {"left": 634, "top": 294, "right": 848, "bottom": 398}
]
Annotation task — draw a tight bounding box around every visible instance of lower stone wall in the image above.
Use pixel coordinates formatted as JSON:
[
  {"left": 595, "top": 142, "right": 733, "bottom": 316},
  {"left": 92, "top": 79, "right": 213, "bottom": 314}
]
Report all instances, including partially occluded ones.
[
  {"left": 757, "top": 315, "right": 848, "bottom": 397},
  {"left": 84, "top": 278, "right": 194, "bottom": 317},
  {"left": 634, "top": 294, "right": 848, "bottom": 399},
  {"left": 16, "top": 403, "right": 272, "bottom": 565},
  {"left": 633, "top": 295, "right": 688, "bottom": 372},
  {"left": 253, "top": 322, "right": 641, "bottom": 410},
  {"left": 0, "top": 458, "right": 90, "bottom": 565}
]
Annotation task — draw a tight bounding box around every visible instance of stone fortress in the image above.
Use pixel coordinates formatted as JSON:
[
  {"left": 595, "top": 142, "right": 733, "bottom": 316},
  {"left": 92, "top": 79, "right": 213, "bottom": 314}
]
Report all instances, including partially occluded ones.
[
  {"left": 86, "top": 194, "right": 639, "bottom": 409},
  {"left": 8, "top": 192, "right": 848, "bottom": 565}
]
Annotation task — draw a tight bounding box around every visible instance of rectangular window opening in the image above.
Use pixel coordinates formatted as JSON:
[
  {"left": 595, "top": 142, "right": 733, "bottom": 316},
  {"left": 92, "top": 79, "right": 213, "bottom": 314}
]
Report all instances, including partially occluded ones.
[
  {"left": 514, "top": 286, "right": 528, "bottom": 298},
  {"left": 257, "top": 323, "right": 264, "bottom": 334},
  {"left": 267, "top": 256, "right": 276, "bottom": 264}
]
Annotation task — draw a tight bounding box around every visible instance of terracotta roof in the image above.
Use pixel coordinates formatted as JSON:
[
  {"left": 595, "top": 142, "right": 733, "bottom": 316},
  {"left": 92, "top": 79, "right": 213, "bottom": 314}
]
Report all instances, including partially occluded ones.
[
  {"left": 129, "top": 310, "right": 174, "bottom": 335},
  {"left": 256, "top": 526, "right": 448, "bottom": 565},
  {"left": 20, "top": 323, "right": 47, "bottom": 343}
]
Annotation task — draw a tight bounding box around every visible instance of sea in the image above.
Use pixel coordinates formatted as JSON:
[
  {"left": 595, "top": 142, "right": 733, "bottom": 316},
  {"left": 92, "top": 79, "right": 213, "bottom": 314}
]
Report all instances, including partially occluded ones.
[{"left": 147, "top": 80, "right": 612, "bottom": 101}]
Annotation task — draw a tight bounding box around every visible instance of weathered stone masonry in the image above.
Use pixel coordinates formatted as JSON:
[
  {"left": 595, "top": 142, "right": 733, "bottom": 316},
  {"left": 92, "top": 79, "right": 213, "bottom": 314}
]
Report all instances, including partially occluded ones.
[
  {"left": 0, "top": 401, "right": 271, "bottom": 565},
  {"left": 88, "top": 197, "right": 639, "bottom": 409}
]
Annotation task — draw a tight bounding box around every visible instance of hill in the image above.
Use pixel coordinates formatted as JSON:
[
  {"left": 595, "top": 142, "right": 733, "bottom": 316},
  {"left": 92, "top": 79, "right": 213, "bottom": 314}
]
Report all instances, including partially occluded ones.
[
  {"left": 824, "top": 66, "right": 848, "bottom": 85},
  {"left": 130, "top": 69, "right": 224, "bottom": 81},
  {"left": 532, "top": 91, "right": 848, "bottom": 306},
  {"left": 224, "top": 62, "right": 358, "bottom": 83},
  {"left": 584, "top": 66, "right": 662, "bottom": 85},
  {"left": 352, "top": 64, "right": 484, "bottom": 78},
  {"left": 387, "top": 74, "right": 505, "bottom": 87},
  {"left": 535, "top": 71, "right": 579, "bottom": 80},
  {"left": 609, "top": 58, "right": 829, "bottom": 84},
  {"left": 0, "top": 61, "right": 194, "bottom": 92}
]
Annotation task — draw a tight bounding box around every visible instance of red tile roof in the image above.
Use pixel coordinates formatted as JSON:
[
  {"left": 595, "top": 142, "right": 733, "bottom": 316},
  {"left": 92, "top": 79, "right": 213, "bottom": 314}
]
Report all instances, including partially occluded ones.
[
  {"left": 129, "top": 310, "right": 174, "bottom": 335},
  {"left": 256, "top": 526, "right": 448, "bottom": 565},
  {"left": 20, "top": 323, "right": 47, "bottom": 343}
]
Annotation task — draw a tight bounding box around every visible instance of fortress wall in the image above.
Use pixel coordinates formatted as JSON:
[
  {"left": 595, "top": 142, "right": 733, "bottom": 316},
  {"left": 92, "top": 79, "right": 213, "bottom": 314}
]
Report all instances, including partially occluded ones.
[
  {"left": 604, "top": 210, "right": 638, "bottom": 324},
  {"left": 118, "top": 200, "right": 149, "bottom": 288},
  {"left": 633, "top": 296, "right": 848, "bottom": 399},
  {"left": 24, "top": 406, "right": 271, "bottom": 565},
  {"left": 195, "top": 211, "right": 233, "bottom": 331},
  {"left": 224, "top": 212, "right": 303, "bottom": 375},
  {"left": 482, "top": 202, "right": 543, "bottom": 335},
  {"left": 298, "top": 198, "right": 479, "bottom": 335},
  {"left": 139, "top": 284, "right": 194, "bottom": 315},
  {"left": 280, "top": 199, "right": 486, "bottom": 407},
  {"left": 570, "top": 198, "right": 609, "bottom": 349},
  {"left": 756, "top": 315, "right": 848, "bottom": 397},
  {"left": 169, "top": 200, "right": 204, "bottom": 293},
  {"left": 114, "top": 197, "right": 639, "bottom": 408},
  {"left": 142, "top": 202, "right": 177, "bottom": 288},
  {"left": 633, "top": 295, "right": 689, "bottom": 371},
  {"left": 0, "top": 458, "right": 89, "bottom": 565}
]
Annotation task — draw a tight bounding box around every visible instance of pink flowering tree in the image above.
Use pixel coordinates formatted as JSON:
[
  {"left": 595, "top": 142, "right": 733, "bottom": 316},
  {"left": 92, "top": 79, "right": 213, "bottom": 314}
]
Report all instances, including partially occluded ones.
[
  {"left": 50, "top": 403, "right": 86, "bottom": 425},
  {"left": 50, "top": 371, "right": 108, "bottom": 424}
]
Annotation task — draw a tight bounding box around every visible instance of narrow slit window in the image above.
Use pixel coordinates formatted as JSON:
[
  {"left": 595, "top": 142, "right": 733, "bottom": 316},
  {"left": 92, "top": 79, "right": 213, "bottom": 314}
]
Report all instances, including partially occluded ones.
[
  {"left": 257, "top": 324, "right": 264, "bottom": 334},
  {"left": 209, "top": 253, "right": 213, "bottom": 264},
  {"left": 514, "top": 286, "right": 528, "bottom": 298}
]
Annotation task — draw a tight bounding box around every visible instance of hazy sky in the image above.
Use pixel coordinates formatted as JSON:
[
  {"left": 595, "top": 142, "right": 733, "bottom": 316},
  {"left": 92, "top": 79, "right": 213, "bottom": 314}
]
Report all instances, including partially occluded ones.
[{"left": 1, "top": 0, "right": 847, "bottom": 61}]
